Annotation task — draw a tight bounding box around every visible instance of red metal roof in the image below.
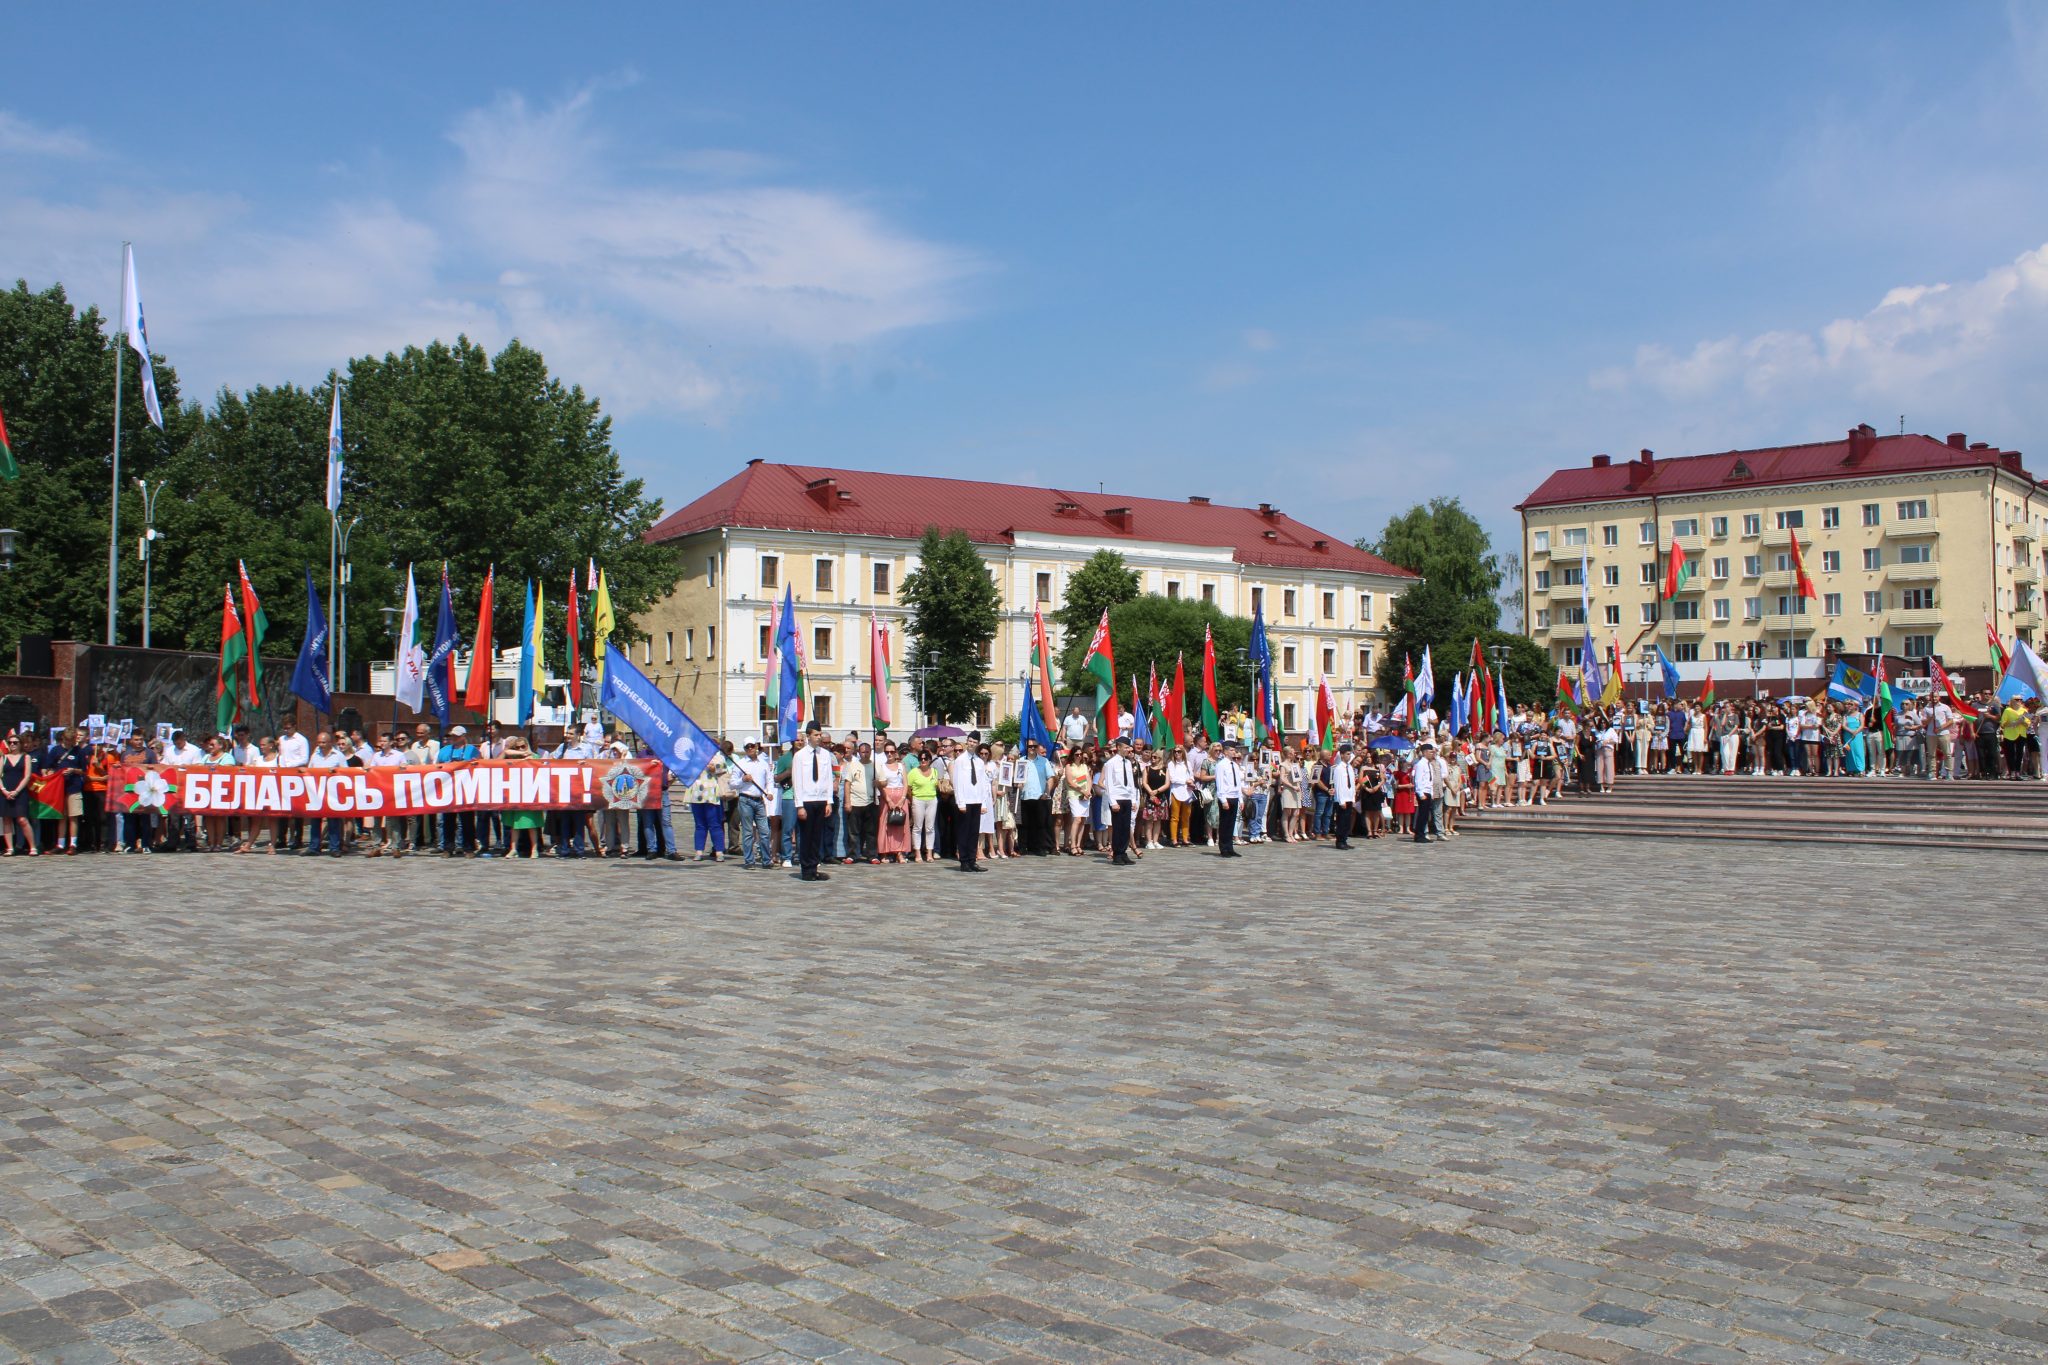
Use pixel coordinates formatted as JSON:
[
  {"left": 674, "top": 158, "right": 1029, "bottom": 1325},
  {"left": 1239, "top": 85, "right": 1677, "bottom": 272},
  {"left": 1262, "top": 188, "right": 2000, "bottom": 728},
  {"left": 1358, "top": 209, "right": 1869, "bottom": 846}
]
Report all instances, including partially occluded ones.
[
  {"left": 645, "top": 460, "right": 1417, "bottom": 577},
  {"left": 1518, "top": 430, "right": 2036, "bottom": 510}
]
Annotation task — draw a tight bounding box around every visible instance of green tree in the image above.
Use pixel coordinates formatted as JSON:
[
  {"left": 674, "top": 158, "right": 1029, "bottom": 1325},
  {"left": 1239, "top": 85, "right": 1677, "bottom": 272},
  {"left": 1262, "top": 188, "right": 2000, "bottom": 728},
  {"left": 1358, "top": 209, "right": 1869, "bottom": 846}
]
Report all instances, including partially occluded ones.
[
  {"left": 1360, "top": 497, "right": 1502, "bottom": 623},
  {"left": 1376, "top": 578, "right": 1553, "bottom": 720},
  {"left": 1063, "top": 594, "right": 1253, "bottom": 734},
  {"left": 1480, "top": 628, "right": 1553, "bottom": 715},
  {"left": 900, "top": 527, "right": 1000, "bottom": 723},
  {"left": 1053, "top": 549, "right": 1141, "bottom": 681}
]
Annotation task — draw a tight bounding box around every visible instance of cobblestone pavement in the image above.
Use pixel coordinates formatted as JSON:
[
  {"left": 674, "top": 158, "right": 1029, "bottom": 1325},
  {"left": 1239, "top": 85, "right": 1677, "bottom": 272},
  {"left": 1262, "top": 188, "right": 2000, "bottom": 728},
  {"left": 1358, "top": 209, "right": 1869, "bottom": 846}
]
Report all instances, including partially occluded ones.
[{"left": 3, "top": 840, "right": 2045, "bottom": 1365}]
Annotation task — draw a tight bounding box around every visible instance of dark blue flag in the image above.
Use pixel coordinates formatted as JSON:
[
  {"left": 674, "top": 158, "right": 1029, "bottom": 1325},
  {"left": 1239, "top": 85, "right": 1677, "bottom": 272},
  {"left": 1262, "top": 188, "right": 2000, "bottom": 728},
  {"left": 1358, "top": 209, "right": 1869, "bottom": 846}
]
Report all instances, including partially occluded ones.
[
  {"left": 291, "top": 567, "right": 332, "bottom": 715},
  {"left": 1018, "top": 672, "right": 1054, "bottom": 755},
  {"left": 600, "top": 642, "right": 720, "bottom": 783},
  {"left": 425, "top": 567, "right": 459, "bottom": 726}
]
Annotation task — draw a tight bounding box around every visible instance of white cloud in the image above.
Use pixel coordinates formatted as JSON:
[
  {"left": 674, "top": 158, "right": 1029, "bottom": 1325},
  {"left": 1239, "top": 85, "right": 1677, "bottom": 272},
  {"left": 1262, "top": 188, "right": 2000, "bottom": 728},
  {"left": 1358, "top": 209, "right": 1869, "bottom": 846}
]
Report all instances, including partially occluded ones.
[
  {"left": 0, "top": 111, "right": 95, "bottom": 159},
  {"left": 0, "top": 88, "right": 977, "bottom": 417},
  {"left": 1242, "top": 327, "right": 1277, "bottom": 352}
]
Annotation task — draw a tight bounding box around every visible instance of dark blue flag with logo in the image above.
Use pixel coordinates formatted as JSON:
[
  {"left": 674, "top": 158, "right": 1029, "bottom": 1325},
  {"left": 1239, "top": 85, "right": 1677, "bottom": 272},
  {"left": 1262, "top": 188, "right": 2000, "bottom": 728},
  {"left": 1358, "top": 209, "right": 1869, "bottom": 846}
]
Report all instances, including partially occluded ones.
[
  {"left": 600, "top": 642, "right": 719, "bottom": 784},
  {"left": 291, "top": 567, "right": 332, "bottom": 715},
  {"left": 424, "top": 567, "right": 459, "bottom": 726}
]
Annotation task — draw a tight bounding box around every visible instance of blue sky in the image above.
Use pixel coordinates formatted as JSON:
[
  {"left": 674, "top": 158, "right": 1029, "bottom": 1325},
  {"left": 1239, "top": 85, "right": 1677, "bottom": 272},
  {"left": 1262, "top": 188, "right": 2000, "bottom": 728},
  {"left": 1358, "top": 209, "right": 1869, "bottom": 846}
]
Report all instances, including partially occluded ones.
[{"left": 9, "top": 3, "right": 2047, "bottom": 566}]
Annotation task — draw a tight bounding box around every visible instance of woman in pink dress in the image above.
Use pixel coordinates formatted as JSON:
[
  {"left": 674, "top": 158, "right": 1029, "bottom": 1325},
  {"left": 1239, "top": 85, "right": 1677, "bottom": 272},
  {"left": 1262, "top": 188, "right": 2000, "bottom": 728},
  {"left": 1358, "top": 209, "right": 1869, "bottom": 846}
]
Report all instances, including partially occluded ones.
[{"left": 875, "top": 740, "right": 912, "bottom": 863}]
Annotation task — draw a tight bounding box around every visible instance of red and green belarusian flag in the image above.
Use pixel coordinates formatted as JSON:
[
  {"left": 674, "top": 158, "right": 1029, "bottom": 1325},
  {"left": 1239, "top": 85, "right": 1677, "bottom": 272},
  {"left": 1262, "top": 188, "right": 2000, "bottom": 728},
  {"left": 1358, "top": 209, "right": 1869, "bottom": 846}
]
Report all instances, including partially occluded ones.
[
  {"left": 217, "top": 584, "right": 247, "bottom": 733},
  {"left": 1874, "top": 653, "right": 1896, "bottom": 750},
  {"left": 1663, "top": 539, "right": 1693, "bottom": 598},
  {"left": 1316, "top": 675, "right": 1336, "bottom": 752},
  {"left": 1081, "top": 608, "right": 1119, "bottom": 737},
  {"left": 1699, "top": 669, "right": 1716, "bottom": 706},
  {"left": 1554, "top": 667, "right": 1580, "bottom": 715},
  {"left": 1402, "top": 653, "right": 1417, "bottom": 731},
  {"left": 1199, "top": 626, "right": 1221, "bottom": 741},
  {"left": 1168, "top": 653, "right": 1188, "bottom": 746},
  {"left": 1030, "top": 608, "right": 1058, "bottom": 735},
  {"left": 237, "top": 560, "right": 267, "bottom": 707},
  {"left": 29, "top": 770, "right": 65, "bottom": 821},
  {"left": 1987, "top": 617, "right": 2012, "bottom": 681},
  {"left": 0, "top": 400, "right": 17, "bottom": 481},
  {"left": 868, "top": 610, "right": 893, "bottom": 729},
  {"left": 1147, "top": 663, "right": 1165, "bottom": 744}
]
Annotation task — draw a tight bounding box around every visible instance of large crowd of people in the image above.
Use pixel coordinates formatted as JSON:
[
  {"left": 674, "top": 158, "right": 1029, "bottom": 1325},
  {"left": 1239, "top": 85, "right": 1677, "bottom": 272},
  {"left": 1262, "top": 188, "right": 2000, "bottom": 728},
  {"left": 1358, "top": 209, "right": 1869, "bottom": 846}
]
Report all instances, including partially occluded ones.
[{"left": 1, "top": 687, "right": 2042, "bottom": 864}]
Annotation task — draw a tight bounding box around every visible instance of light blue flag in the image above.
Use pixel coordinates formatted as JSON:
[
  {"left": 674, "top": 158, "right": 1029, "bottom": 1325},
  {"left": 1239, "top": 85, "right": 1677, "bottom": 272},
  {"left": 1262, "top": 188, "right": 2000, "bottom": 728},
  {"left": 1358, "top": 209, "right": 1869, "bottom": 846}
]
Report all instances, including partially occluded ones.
[
  {"left": 1130, "top": 677, "right": 1151, "bottom": 747},
  {"left": 1656, "top": 644, "right": 1681, "bottom": 700},
  {"left": 772, "top": 582, "right": 802, "bottom": 738},
  {"left": 515, "top": 580, "right": 536, "bottom": 726},
  {"left": 1998, "top": 639, "right": 2046, "bottom": 702},
  {"left": 601, "top": 643, "right": 720, "bottom": 784},
  {"left": 1828, "top": 660, "right": 1877, "bottom": 703}
]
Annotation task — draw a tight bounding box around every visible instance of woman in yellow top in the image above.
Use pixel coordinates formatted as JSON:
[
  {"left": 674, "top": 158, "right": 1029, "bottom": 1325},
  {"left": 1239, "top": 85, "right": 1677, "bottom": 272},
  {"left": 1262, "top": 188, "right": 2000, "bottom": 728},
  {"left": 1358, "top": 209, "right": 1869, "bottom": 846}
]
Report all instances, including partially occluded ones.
[
  {"left": 904, "top": 758, "right": 941, "bottom": 861},
  {"left": 2000, "top": 699, "right": 2032, "bottom": 779}
]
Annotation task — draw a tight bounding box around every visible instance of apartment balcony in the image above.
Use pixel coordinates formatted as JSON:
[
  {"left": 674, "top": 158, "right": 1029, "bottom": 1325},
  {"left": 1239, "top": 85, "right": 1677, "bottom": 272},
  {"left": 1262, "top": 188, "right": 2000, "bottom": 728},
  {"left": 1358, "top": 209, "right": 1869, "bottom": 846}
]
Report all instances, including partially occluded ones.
[
  {"left": 2014, "top": 523, "right": 2037, "bottom": 546},
  {"left": 1885, "top": 560, "right": 1941, "bottom": 584},
  {"left": 1663, "top": 616, "right": 1708, "bottom": 637},
  {"left": 1888, "top": 607, "right": 1943, "bottom": 628},
  {"left": 1760, "top": 528, "right": 1813, "bottom": 551},
  {"left": 1667, "top": 534, "right": 1707, "bottom": 556},
  {"left": 1760, "top": 569, "right": 1797, "bottom": 590},
  {"left": 1762, "top": 610, "right": 1819, "bottom": 632},
  {"left": 2014, "top": 562, "right": 2040, "bottom": 586},
  {"left": 1529, "top": 542, "right": 1549, "bottom": 559},
  {"left": 1668, "top": 573, "right": 1707, "bottom": 595},
  {"left": 2018, "top": 608, "right": 2042, "bottom": 631},
  {"left": 1882, "top": 519, "right": 1939, "bottom": 540}
]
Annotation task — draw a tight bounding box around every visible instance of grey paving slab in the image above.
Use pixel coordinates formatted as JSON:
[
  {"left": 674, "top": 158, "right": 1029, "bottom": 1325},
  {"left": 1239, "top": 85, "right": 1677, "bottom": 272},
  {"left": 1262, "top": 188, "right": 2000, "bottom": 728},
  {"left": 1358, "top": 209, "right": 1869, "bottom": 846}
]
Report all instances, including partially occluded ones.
[{"left": 2, "top": 842, "right": 2045, "bottom": 1363}]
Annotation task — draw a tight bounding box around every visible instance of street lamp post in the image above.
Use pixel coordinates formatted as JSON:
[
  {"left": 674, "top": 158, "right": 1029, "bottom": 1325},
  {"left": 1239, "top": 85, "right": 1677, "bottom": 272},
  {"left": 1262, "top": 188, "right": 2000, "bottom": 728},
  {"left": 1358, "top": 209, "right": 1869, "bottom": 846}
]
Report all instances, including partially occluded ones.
[
  {"left": 1486, "top": 644, "right": 1508, "bottom": 729},
  {"left": 135, "top": 479, "right": 167, "bottom": 649},
  {"left": 1639, "top": 646, "right": 1658, "bottom": 707},
  {"left": 1748, "top": 651, "right": 1762, "bottom": 701},
  {"left": 336, "top": 516, "right": 360, "bottom": 691},
  {"left": 0, "top": 527, "right": 18, "bottom": 573}
]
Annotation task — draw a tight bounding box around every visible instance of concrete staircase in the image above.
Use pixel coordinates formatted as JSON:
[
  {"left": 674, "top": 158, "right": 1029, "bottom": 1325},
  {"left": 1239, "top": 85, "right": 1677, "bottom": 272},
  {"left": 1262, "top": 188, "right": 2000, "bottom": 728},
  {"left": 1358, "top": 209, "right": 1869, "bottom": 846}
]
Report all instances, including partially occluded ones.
[{"left": 1460, "top": 771, "right": 2048, "bottom": 853}]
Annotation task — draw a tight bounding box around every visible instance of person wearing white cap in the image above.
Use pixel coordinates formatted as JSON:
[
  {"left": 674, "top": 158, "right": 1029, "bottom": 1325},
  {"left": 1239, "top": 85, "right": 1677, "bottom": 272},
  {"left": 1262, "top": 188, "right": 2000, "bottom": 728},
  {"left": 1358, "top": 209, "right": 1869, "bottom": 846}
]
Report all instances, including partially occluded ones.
[
  {"left": 1330, "top": 743, "right": 1358, "bottom": 849},
  {"left": 438, "top": 725, "right": 480, "bottom": 855},
  {"left": 1411, "top": 740, "right": 1438, "bottom": 844}
]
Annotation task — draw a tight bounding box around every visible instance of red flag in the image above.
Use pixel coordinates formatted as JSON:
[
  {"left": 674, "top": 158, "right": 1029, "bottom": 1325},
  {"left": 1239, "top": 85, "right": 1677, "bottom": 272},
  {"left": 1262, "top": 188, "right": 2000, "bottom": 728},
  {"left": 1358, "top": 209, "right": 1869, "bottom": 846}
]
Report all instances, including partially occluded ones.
[
  {"left": 237, "top": 560, "right": 266, "bottom": 708},
  {"left": 1987, "top": 618, "right": 2012, "bottom": 676},
  {"left": 1031, "top": 608, "right": 1057, "bottom": 734},
  {"left": 461, "top": 566, "right": 496, "bottom": 713},
  {"left": 1928, "top": 656, "right": 1980, "bottom": 718},
  {"left": 1468, "top": 636, "right": 1490, "bottom": 735},
  {"left": 1788, "top": 532, "right": 1817, "bottom": 601},
  {"left": 1168, "top": 653, "right": 1188, "bottom": 746},
  {"left": 1663, "top": 539, "right": 1688, "bottom": 599},
  {"left": 1200, "top": 626, "right": 1221, "bottom": 741},
  {"left": 566, "top": 575, "right": 581, "bottom": 710}
]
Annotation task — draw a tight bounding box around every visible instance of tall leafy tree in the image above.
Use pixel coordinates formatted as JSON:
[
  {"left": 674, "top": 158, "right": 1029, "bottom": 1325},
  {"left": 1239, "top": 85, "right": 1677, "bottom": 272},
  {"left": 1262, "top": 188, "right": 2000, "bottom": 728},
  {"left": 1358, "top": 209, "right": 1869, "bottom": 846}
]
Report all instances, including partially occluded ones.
[
  {"left": 899, "top": 527, "right": 1000, "bottom": 723},
  {"left": 1374, "top": 578, "right": 1550, "bottom": 712},
  {"left": 1053, "top": 548, "right": 1141, "bottom": 680},
  {"left": 1360, "top": 497, "right": 1502, "bottom": 622},
  {"left": 1062, "top": 594, "right": 1253, "bottom": 730}
]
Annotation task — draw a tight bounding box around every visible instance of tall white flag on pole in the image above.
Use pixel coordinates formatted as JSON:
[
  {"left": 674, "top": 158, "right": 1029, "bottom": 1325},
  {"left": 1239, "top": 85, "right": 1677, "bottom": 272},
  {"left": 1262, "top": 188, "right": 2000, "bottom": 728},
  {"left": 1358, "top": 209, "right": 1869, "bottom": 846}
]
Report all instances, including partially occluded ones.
[
  {"left": 394, "top": 564, "right": 427, "bottom": 712},
  {"left": 326, "top": 383, "right": 343, "bottom": 512},
  {"left": 120, "top": 245, "right": 164, "bottom": 429}
]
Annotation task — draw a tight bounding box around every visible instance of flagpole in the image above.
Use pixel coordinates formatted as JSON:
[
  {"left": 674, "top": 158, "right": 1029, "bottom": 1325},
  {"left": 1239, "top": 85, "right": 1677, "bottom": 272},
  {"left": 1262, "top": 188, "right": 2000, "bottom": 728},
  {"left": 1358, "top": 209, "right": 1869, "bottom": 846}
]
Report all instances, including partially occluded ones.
[
  {"left": 106, "top": 241, "right": 128, "bottom": 646},
  {"left": 328, "top": 514, "right": 338, "bottom": 691}
]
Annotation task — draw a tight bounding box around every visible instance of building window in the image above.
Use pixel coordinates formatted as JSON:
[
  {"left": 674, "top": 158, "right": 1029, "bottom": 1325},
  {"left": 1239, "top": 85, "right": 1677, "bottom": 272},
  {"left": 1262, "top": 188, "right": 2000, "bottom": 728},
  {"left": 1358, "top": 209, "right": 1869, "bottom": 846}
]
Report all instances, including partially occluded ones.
[
  {"left": 1250, "top": 586, "right": 1264, "bottom": 615},
  {"left": 1282, "top": 588, "right": 1297, "bottom": 616},
  {"left": 1743, "top": 597, "right": 1763, "bottom": 619},
  {"left": 1674, "top": 643, "right": 1700, "bottom": 662},
  {"left": 1821, "top": 551, "right": 1840, "bottom": 573},
  {"left": 707, "top": 626, "right": 716, "bottom": 658},
  {"left": 1201, "top": 583, "right": 1215, "bottom": 605},
  {"left": 1822, "top": 506, "right": 1841, "bottom": 529},
  {"left": 1865, "top": 635, "right": 1885, "bottom": 654},
  {"left": 1035, "top": 571, "right": 1052, "bottom": 604},
  {"left": 1640, "top": 603, "right": 1659, "bottom": 625},
  {"left": 1166, "top": 580, "right": 1181, "bottom": 601},
  {"left": 1604, "top": 605, "right": 1621, "bottom": 626},
  {"left": 1710, "top": 557, "right": 1729, "bottom": 580},
  {"left": 1775, "top": 509, "right": 1804, "bottom": 530},
  {"left": 1743, "top": 513, "right": 1762, "bottom": 536},
  {"left": 1637, "top": 521, "right": 1655, "bottom": 544},
  {"left": 1535, "top": 569, "right": 1551, "bottom": 590},
  {"left": 1823, "top": 635, "right": 1846, "bottom": 654},
  {"left": 1559, "top": 563, "right": 1583, "bottom": 586},
  {"left": 707, "top": 556, "right": 718, "bottom": 586},
  {"left": 1638, "top": 561, "right": 1658, "bottom": 585},
  {"left": 814, "top": 694, "right": 833, "bottom": 727},
  {"left": 814, "top": 558, "right": 835, "bottom": 593},
  {"left": 1599, "top": 524, "right": 1616, "bottom": 546},
  {"left": 1863, "top": 591, "right": 1882, "bottom": 613},
  {"left": 1777, "top": 595, "right": 1810, "bottom": 616},
  {"left": 1322, "top": 646, "right": 1336, "bottom": 674},
  {"left": 1710, "top": 516, "right": 1728, "bottom": 538},
  {"left": 642, "top": 638, "right": 652, "bottom": 664},
  {"left": 684, "top": 629, "right": 694, "bottom": 660},
  {"left": 1863, "top": 503, "right": 1881, "bottom": 526},
  {"left": 1564, "top": 527, "right": 1589, "bottom": 546},
  {"left": 1358, "top": 646, "right": 1373, "bottom": 674},
  {"left": 758, "top": 624, "right": 772, "bottom": 658},
  {"left": 664, "top": 631, "right": 674, "bottom": 665},
  {"left": 1862, "top": 547, "right": 1883, "bottom": 570},
  {"left": 1777, "top": 638, "right": 1810, "bottom": 659},
  {"left": 1533, "top": 529, "right": 1551, "bottom": 552},
  {"left": 1901, "top": 634, "right": 1934, "bottom": 658},
  {"left": 974, "top": 698, "right": 992, "bottom": 728},
  {"left": 1672, "top": 517, "right": 1699, "bottom": 538},
  {"left": 1281, "top": 644, "right": 1296, "bottom": 674},
  {"left": 1560, "top": 605, "right": 1585, "bottom": 625},
  {"left": 1714, "top": 641, "right": 1732, "bottom": 661},
  {"left": 1823, "top": 592, "right": 1842, "bottom": 616},
  {"left": 1563, "top": 644, "right": 1584, "bottom": 667},
  {"left": 1713, "top": 598, "right": 1731, "bottom": 621},
  {"left": 1897, "top": 499, "right": 1929, "bottom": 520},
  {"left": 1898, "top": 543, "right": 1932, "bottom": 564},
  {"left": 1900, "top": 588, "right": 1936, "bottom": 611},
  {"left": 1743, "top": 555, "right": 1762, "bottom": 577},
  {"left": 1535, "top": 608, "right": 1551, "bottom": 628},
  {"left": 873, "top": 562, "right": 892, "bottom": 597},
  {"left": 1603, "top": 564, "right": 1620, "bottom": 586},
  {"left": 975, "top": 639, "right": 992, "bottom": 663},
  {"left": 760, "top": 555, "right": 780, "bottom": 590},
  {"left": 1672, "top": 599, "right": 1700, "bottom": 620}
]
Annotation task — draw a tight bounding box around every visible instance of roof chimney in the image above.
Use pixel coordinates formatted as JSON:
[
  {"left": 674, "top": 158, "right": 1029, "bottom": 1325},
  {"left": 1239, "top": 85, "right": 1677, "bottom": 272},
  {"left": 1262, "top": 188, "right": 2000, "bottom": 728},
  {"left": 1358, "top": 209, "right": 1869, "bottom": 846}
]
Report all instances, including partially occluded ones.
[
  {"left": 2002, "top": 452, "right": 2024, "bottom": 474},
  {"left": 1970, "top": 442, "right": 1991, "bottom": 451},
  {"left": 1845, "top": 424, "right": 1877, "bottom": 467},
  {"left": 1104, "top": 506, "right": 1133, "bottom": 531},
  {"left": 1947, "top": 432, "right": 1968, "bottom": 450},
  {"left": 746, "top": 457, "right": 765, "bottom": 466},
  {"left": 805, "top": 476, "right": 839, "bottom": 508},
  {"left": 1591, "top": 454, "right": 1611, "bottom": 468},
  {"left": 1257, "top": 502, "right": 1281, "bottom": 519},
  {"left": 1187, "top": 495, "right": 1210, "bottom": 505},
  {"left": 1639, "top": 449, "right": 1655, "bottom": 465}
]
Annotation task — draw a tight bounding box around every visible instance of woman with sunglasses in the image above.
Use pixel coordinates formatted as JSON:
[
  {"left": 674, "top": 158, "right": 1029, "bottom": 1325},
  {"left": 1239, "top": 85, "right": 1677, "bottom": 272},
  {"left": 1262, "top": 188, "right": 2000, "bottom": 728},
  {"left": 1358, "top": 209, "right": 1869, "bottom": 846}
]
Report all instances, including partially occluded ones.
[{"left": 875, "top": 741, "right": 911, "bottom": 863}]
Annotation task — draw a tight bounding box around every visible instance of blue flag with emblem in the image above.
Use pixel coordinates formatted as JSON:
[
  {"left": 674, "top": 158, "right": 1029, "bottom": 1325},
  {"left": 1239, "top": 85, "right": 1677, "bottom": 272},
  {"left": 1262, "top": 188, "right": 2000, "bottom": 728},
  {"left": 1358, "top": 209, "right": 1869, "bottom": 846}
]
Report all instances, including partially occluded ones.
[
  {"left": 1656, "top": 643, "right": 1681, "bottom": 700},
  {"left": 290, "top": 568, "right": 331, "bottom": 715},
  {"left": 600, "top": 642, "right": 720, "bottom": 783},
  {"left": 425, "top": 567, "right": 459, "bottom": 726},
  {"left": 1827, "top": 659, "right": 1878, "bottom": 703}
]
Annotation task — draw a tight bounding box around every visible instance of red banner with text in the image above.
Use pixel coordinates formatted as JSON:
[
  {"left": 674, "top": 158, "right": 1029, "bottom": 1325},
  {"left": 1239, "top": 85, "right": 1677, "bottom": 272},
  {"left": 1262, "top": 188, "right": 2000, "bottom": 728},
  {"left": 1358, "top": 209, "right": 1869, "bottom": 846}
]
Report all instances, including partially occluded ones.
[{"left": 108, "top": 760, "right": 663, "bottom": 819}]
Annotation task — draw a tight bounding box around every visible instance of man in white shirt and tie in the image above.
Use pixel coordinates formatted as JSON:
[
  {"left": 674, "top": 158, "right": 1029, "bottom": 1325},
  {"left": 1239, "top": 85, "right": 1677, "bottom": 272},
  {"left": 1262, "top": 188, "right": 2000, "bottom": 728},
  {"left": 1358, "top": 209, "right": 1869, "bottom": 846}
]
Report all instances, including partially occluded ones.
[
  {"left": 1411, "top": 741, "right": 1438, "bottom": 844},
  {"left": 1331, "top": 742, "right": 1358, "bottom": 849},
  {"left": 791, "top": 722, "right": 836, "bottom": 881},
  {"left": 1212, "top": 739, "right": 1245, "bottom": 858},
  {"left": 949, "top": 736, "right": 991, "bottom": 872},
  {"left": 1101, "top": 735, "right": 1139, "bottom": 865}
]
